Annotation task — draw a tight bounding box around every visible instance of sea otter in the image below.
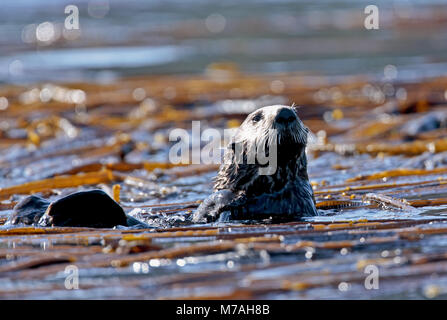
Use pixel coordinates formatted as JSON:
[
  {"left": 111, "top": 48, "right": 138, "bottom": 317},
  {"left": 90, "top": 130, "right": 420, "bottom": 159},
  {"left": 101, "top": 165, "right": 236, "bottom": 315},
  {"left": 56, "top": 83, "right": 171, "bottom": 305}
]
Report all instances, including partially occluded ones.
[
  {"left": 192, "top": 105, "right": 318, "bottom": 223},
  {"left": 7, "top": 105, "right": 316, "bottom": 228}
]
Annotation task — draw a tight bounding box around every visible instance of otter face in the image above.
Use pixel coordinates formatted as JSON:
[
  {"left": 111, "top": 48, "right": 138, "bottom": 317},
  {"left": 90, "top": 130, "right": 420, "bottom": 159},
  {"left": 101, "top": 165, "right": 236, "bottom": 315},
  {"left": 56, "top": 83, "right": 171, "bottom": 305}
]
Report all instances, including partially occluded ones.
[
  {"left": 215, "top": 104, "right": 310, "bottom": 190},
  {"left": 239, "top": 105, "right": 307, "bottom": 143},
  {"left": 232, "top": 105, "right": 309, "bottom": 162}
]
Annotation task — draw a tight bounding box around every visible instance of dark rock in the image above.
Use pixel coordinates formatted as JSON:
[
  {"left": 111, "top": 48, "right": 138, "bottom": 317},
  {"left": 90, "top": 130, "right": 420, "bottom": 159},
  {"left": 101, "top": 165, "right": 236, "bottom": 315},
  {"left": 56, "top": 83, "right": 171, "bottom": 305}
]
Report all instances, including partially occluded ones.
[
  {"left": 39, "top": 190, "right": 128, "bottom": 228},
  {"left": 7, "top": 195, "right": 50, "bottom": 225}
]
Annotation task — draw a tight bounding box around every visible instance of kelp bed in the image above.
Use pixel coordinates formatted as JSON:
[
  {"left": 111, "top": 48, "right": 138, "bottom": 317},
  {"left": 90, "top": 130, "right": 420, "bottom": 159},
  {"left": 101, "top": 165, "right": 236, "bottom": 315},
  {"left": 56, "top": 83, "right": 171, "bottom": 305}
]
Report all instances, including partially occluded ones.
[{"left": 1, "top": 69, "right": 447, "bottom": 299}]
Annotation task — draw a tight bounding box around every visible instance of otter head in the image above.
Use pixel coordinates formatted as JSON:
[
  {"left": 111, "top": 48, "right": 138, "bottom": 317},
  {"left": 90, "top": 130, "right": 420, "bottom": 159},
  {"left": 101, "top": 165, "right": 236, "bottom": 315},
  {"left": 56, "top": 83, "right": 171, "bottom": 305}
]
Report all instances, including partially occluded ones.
[
  {"left": 236, "top": 105, "right": 308, "bottom": 160},
  {"left": 214, "top": 105, "right": 310, "bottom": 193}
]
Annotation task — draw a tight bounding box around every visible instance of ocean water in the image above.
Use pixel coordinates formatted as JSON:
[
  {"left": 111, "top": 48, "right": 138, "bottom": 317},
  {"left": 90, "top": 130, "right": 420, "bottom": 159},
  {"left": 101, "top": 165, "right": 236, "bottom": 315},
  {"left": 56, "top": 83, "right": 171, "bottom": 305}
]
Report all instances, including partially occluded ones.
[{"left": 0, "top": 0, "right": 447, "bottom": 83}]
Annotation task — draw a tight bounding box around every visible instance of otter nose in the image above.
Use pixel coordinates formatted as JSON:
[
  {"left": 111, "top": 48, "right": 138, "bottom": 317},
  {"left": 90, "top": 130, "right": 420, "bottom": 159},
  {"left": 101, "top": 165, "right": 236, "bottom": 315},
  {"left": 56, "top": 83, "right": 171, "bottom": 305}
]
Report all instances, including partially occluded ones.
[{"left": 275, "top": 108, "right": 296, "bottom": 125}]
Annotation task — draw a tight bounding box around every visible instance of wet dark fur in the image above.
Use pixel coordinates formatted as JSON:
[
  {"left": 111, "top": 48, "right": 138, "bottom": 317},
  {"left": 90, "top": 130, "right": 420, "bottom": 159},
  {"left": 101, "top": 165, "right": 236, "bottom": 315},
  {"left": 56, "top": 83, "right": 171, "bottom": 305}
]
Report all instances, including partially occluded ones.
[
  {"left": 192, "top": 105, "right": 317, "bottom": 223},
  {"left": 7, "top": 190, "right": 147, "bottom": 228}
]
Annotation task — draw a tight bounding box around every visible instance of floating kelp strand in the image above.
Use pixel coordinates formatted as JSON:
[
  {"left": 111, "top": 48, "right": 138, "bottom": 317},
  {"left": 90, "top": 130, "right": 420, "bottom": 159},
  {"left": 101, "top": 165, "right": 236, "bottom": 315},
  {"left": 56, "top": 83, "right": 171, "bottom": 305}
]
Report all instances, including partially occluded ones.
[
  {"left": 316, "top": 200, "right": 365, "bottom": 210},
  {"left": 0, "top": 202, "right": 15, "bottom": 211},
  {"left": 313, "top": 138, "right": 447, "bottom": 156},
  {"left": 362, "top": 193, "right": 417, "bottom": 211},
  {"left": 123, "top": 200, "right": 200, "bottom": 210},
  {"left": 0, "top": 219, "right": 443, "bottom": 243},
  {"left": 409, "top": 198, "right": 447, "bottom": 207},
  {"left": 315, "top": 178, "right": 447, "bottom": 196},
  {"left": 0, "top": 226, "right": 99, "bottom": 236},
  {"left": 0, "top": 255, "right": 75, "bottom": 273},
  {"left": 166, "top": 164, "right": 220, "bottom": 178},
  {"left": 347, "top": 167, "right": 447, "bottom": 182},
  {"left": 0, "top": 245, "right": 103, "bottom": 258},
  {"left": 0, "top": 171, "right": 114, "bottom": 197},
  {"left": 280, "top": 261, "right": 447, "bottom": 295},
  {"left": 385, "top": 183, "right": 447, "bottom": 200},
  {"left": 0, "top": 135, "right": 114, "bottom": 168}
]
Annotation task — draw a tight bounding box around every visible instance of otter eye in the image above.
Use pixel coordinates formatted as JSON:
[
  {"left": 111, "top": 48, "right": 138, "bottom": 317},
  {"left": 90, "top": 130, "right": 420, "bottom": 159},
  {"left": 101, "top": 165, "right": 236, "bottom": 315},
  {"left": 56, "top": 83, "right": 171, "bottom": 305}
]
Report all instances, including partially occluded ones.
[{"left": 252, "top": 112, "right": 263, "bottom": 123}]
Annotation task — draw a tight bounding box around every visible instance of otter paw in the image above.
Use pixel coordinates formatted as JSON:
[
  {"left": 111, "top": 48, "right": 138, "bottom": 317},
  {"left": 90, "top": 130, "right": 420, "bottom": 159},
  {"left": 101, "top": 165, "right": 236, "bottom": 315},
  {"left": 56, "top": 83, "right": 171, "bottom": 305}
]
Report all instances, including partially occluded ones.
[{"left": 192, "top": 190, "right": 236, "bottom": 223}]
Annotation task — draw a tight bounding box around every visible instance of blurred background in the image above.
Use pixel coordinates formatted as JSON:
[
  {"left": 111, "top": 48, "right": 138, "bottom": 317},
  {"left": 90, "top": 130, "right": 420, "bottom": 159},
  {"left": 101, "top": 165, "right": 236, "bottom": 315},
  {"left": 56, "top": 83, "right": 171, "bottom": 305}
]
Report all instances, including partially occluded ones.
[{"left": 1, "top": 0, "right": 447, "bottom": 84}]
